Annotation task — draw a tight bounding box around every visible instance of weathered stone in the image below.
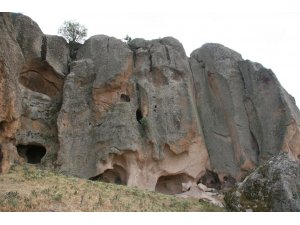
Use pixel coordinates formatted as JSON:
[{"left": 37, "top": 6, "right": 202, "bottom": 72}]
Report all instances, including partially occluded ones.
[
  {"left": 176, "top": 183, "right": 224, "bottom": 208},
  {"left": 190, "top": 43, "right": 256, "bottom": 180},
  {"left": 239, "top": 60, "right": 300, "bottom": 162},
  {"left": 190, "top": 43, "right": 300, "bottom": 181},
  {"left": 0, "top": 12, "right": 23, "bottom": 173},
  {"left": 13, "top": 13, "right": 69, "bottom": 75},
  {"left": 12, "top": 13, "right": 43, "bottom": 61},
  {"left": 57, "top": 35, "right": 210, "bottom": 191},
  {"left": 224, "top": 152, "right": 300, "bottom": 211},
  {"left": 0, "top": 13, "right": 68, "bottom": 170},
  {"left": 45, "top": 35, "right": 70, "bottom": 75}
]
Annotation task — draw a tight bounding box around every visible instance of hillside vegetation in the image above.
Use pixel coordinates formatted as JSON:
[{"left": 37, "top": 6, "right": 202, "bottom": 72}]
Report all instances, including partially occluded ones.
[{"left": 0, "top": 165, "right": 224, "bottom": 212}]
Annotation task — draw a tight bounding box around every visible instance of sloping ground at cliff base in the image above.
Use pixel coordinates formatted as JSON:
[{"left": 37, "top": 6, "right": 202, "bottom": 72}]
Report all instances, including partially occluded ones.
[{"left": 0, "top": 165, "right": 223, "bottom": 212}]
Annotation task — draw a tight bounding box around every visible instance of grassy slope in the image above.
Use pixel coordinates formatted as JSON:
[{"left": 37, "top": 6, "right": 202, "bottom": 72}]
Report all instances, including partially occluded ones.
[{"left": 0, "top": 164, "right": 224, "bottom": 212}]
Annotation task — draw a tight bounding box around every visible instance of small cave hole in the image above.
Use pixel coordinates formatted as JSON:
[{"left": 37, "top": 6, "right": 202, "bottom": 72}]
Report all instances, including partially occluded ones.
[
  {"left": 198, "top": 170, "right": 221, "bottom": 190},
  {"left": 155, "top": 173, "right": 192, "bottom": 195},
  {"left": 221, "top": 175, "right": 236, "bottom": 189},
  {"left": 136, "top": 108, "right": 143, "bottom": 124},
  {"left": 17, "top": 144, "right": 46, "bottom": 164},
  {"left": 0, "top": 121, "right": 6, "bottom": 132},
  {"left": 120, "top": 94, "right": 130, "bottom": 102},
  {"left": 89, "top": 165, "right": 127, "bottom": 185}
]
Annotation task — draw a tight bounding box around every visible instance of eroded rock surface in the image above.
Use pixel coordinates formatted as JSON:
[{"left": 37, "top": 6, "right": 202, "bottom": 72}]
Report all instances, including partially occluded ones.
[
  {"left": 57, "top": 35, "right": 210, "bottom": 191},
  {"left": 190, "top": 43, "right": 300, "bottom": 181},
  {"left": 0, "top": 13, "right": 23, "bottom": 173},
  {"left": 0, "top": 13, "right": 68, "bottom": 170},
  {"left": 224, "top": 152, "right": 300, "bottom": 211}
]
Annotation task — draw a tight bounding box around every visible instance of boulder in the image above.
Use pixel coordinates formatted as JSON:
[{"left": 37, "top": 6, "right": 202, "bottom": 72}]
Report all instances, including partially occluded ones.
[
  {"left": 12, "top": 13, "right": 70, "bottom": 75},
  {"left": 45, "top": 35, "right": 70, "bottom": 75},
  {"left": 224, "top": 152, "right": 300, "bottom": 211},
  {"left": 12, "top": 13, "right": 43, "bottom": 61}
]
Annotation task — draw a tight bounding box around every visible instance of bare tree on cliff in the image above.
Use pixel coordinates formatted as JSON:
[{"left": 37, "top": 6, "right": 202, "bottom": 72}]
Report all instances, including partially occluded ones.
[{"left": 58, "top": 20, "right": 87, "bottom": 43}]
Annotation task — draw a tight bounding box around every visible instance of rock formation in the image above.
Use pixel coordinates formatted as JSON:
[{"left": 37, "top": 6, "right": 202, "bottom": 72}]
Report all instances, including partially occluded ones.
[
  {"left": 224, "top": 152, "right": 300, "bottom": 211},
  {"left": 57, "top": 35, "right": 209, "bottom": 190},
  {"left": 1, "top": 12, "right": 300, "bottom": 201}
]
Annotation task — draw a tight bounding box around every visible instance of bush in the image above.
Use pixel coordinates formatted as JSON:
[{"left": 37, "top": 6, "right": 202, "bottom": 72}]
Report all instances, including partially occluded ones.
[{"left": 58, "top": 20, "right": 87, "bottom": 43}]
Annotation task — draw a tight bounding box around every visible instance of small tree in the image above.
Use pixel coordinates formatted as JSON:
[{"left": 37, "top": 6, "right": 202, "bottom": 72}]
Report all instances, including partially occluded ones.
[
  {"left": 123, "top": 35, "right": 132, "bottom": 43},
  {"left": 58, "top": 20, "right": 87, "bottom": 43}
]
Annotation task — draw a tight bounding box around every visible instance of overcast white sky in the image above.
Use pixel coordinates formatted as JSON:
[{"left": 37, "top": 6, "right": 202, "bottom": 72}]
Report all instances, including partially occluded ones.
[{"left": 3, "top": 0, "right": 300, "bottom": 106}]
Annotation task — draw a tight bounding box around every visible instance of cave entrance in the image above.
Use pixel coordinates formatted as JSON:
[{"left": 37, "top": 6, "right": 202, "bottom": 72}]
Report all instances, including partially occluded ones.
[
  {"left": 17, "top": 144, "right": 46, "bottom": 164},
  {"left": 136, "top": 108, "right": 143, "bottom": 124},
  {"left": 120, "top": 94, "right": 130, "bottom": 102},
  {"left": 90, "top": 165, "right": 127, "bottom": 185},
  {"left": 198, "top": 170, "right": 221, "bottom": 189},
  {"left": 155, "top": 173, "right": 192, "bottom": 195}
]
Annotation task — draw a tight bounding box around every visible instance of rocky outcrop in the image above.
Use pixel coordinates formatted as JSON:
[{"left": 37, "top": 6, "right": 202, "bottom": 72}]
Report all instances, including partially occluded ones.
[
  {"left": 224, "top": 152, "right": 300, "bottom": 211},
  {"left": 190, "top": 44, "right": 300, "bottom": 182},
  {"left": 239, "top": 60, "right": 300, "bottom": 162},
  {"left": 0, "top": 13, "right": 69, "bottom": 171},
  {"left": 1, "top": 13, "right": 300, "bottom": 201},
  {"left": 57, "top": 35, "right": 210, "bottom": 191},
  {"left": 0, "top": 13, "right": 23, "bottom": 173}
]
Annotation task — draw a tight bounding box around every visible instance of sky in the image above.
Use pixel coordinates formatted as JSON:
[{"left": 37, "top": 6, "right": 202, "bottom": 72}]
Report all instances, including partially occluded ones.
[{"left": 2, "top": 0, "right": 300, "bottom": 106}]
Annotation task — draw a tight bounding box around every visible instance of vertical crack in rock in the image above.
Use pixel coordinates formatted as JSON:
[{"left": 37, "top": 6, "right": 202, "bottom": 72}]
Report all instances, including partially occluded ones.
[
  {"left": 165, "top": 45, "right": 171, "bottom": 64},
  {"left": 41, "top": 35, "right": 47, "bottom": 61},
  {"left": 250, "top": 130, "right": 260, "bottom": 163},
  {"left": 148, "top": 50, "right": 153, "bottom": 72},
  {"left": 133, "top": 50, "right": 136, "bottom": 68},
  {"left": 189, "top": 59, "right": 198, "bottom": 105},
  {"left": 106, "top": 37, "right": 110, "bottom": 53}
]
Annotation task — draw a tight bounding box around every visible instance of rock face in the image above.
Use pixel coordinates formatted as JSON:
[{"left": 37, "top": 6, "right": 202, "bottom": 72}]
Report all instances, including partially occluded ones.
[
  {"left": 0, "top": 13, "right": 23, "bottom": 173},
  {"left": 0, "top": 12, "right": 69, "bottom": 172},
  {"left": 1, "top": 12, "right": 300, "bottom": 199},
  {"left": 190, "top": 44, "right": 300, "bottom": 182},
  {"left": 224, "top": 152, "right": 300, "bottom": 211},
  {"left": 57, "top": 35, "right": 209, "bottom": 190}
]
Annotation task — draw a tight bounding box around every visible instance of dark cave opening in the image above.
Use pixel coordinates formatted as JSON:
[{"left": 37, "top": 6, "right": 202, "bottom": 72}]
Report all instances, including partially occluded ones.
[
  {"left": 120, "top": 94, "right": 130, "bottom": 102},
  {"left": 17, "top": 144, "right": 46, "bottom": 164},
  {"left": 89, "top": 165, "right": 127, "bottom": 185},
  {"left": 136, "top": 108, "right": 143, "bottom": 123},
  {"left": 155, "top": 173, "right": 192, "bottom": 195},
  {"left": 198, "top": 170, "right": 221, "bottom": 189}
]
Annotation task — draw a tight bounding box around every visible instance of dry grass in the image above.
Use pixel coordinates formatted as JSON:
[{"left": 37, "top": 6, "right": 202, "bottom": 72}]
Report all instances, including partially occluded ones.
[{"left": 0, "top": 164, "right": 224, "bottom": 212}]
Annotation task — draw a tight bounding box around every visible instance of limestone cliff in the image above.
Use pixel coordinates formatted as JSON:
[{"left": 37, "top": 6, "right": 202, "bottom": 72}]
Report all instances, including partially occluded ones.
[{"left": 0, "top": 12, "right": 299, "bottom": 195}]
